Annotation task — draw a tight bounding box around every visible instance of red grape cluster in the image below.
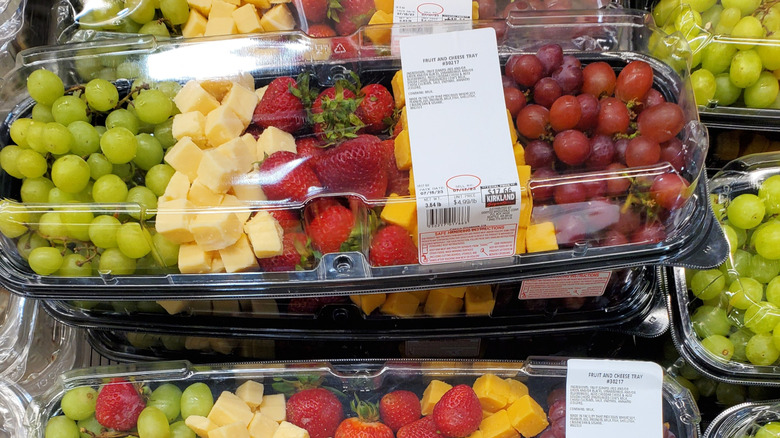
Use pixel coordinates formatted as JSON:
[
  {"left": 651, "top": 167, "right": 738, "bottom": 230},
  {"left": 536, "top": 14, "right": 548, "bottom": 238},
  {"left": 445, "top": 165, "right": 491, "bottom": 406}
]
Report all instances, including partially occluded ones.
[{"left": 505, "top": 44, "right": 693, "bottom": 247}]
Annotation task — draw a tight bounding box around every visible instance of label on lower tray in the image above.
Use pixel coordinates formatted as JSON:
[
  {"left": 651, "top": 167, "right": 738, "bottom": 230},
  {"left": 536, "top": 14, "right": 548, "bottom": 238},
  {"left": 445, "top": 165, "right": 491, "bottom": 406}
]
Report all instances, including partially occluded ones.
[
  {"left": 400, "top": 28, "right": 520, "bottom": 265},
  {"left": 518, "top": 272, "right": 611, "bottom": 299},
  {"left": 566, "top": 359, "right": 663, "bottom": 438}
]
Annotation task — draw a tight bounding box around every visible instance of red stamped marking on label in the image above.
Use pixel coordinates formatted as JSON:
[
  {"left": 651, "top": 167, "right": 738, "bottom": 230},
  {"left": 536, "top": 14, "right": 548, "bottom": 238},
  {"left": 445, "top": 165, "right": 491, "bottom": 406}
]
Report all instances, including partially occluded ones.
[{"left": 518, "top": 271, "right": 612, "bottom": 299}]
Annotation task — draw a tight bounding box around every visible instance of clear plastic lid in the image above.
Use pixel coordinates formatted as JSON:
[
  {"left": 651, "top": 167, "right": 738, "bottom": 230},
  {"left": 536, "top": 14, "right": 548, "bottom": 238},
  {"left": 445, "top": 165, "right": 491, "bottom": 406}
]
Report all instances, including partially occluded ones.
[
  {"left": 707, "top": 129, "right": 780, "bottom": 170},
  {"left": 0, "top": 288, "right": 35, "bottom": 383},
  {"left": 0, "top": 377, "right": 31, "bottom": 438},
  {"left": 703, "top": 400, "right": 780, "bottom": 438}
]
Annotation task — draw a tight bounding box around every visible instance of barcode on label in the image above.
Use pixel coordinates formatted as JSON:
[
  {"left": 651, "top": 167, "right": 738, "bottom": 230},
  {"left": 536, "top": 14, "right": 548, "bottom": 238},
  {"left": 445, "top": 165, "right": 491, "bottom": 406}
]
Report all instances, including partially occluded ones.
[{"left": 426, "top": 206, "right": 470, "bottom": 227}]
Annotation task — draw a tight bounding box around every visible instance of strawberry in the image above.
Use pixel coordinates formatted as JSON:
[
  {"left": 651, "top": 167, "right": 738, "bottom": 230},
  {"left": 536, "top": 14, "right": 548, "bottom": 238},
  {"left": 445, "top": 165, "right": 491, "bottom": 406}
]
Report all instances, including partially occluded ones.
[
  {"left": 287, "top": 388, "right": 345, "bottom": 438},
  {"left": 397, "top": 416, "right": 440, "bottom": 438},
  {"left": 356, "top": 84, "right": 395, "bottom": 134},
  {"left": 330, "top": 37, "right": 360, "bottom": 60},
  {"left": 311, "top": 82, "right": 363, "bottom": 141},
  {"left": 270, "top": 209, "right": 303, "bottom": 232},
  {"left": 431, "top": 385, "right": 482, "bottom": 438},
  {"left": 312, "top": 134, "right": 388, "bottom": 200},
  {"left": 369, "top": 225, "right": 418, "bottom": 266},
  {"left": 296, "top": 137, "right": 327, "bottom": 166},
  {"left": 305, "top": 198, "right": 356, "bottom": 254},
  {"left": 379, "top": 390, "right": 421, "bottom": 432},
  {"left": 288, "top": 295, "right": 349, "bottom": 313},
  {"left": 258, "top": 232, "right": 311, "bottom": 271},
  {"left": 301, "top": 0, "right": 329, "bottom": 23},
  {"left": 258, "top": 151, "right": 322, "bottom": 202},
  {"left": 252, "top": 77, "right": 306, "bottom": 133},
  {"left": 307, "top": 23, "right": 337, "bottom": 37},
  {"left": 94, "top": 378, "right": 146, "bottom": 431},
  {"left": 379, "top": 139, "right": 409, "bottom": 196},
  {"left": 332, "top": 0, "right": 375, "bottom": 36},
  {"left": 335, "top": 399, "right": 394, "bottom": 438}
]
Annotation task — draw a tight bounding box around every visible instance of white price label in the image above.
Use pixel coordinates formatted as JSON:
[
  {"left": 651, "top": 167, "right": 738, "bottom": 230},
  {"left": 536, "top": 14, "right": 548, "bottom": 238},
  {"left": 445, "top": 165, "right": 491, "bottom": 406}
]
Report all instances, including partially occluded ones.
[{"left": 393, "top": 0, "right": 473, "bottom": 22}]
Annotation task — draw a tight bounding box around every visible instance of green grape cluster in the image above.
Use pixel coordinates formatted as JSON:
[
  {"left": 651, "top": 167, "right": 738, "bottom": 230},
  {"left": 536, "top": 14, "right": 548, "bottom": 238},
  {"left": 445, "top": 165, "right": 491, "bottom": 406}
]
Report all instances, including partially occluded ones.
[
  {"left": 0, "top": 68, "right": 182, "bottom": 277},
  {"left": 77, "top": 0, "right": 190, "bottom": 38},
  {"left": 652, "top": 0, "right": 780, "bottom": 109},
  {"left": 686, "top": 175, "right": 780, "bottom": 368}
]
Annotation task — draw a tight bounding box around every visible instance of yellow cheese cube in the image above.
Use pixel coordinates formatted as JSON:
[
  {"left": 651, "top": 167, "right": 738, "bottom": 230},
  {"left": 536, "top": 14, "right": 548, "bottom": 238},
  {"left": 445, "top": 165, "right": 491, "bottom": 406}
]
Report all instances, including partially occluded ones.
[
  {"left": 222, "top": 80, "right": 260, "bottom": 126},
  {"left": 208, "top": 391, "right": 254, "bottom": 427},
  {"left": 374, "top": 0, "right": 392, "bottom": 13},
  {"left": 380, "top": 292, "right": 420, "bottom": 317},
  {"left": 187, "top": 0, "right": 212, "bottom": 15},
  {"left": 409, "top": 289, "right": 429, "bottom": 303},
  {"left": 519, "top": 192, "right": 532, "bottom": 229},
  {"left": 473, "top": 374, "right": 512, "bottom": 412},
  {"left": 161, "top": 171, "right": 191, "bottom": 202},
  {"left": 222, "top": 0, "right": 240, "bottom": 5},
  {"left": 408, "top": 168, "right": 415, "bottom": 196},
  {"left": 248, "top": 413, "right": 279, "bottom": 438},
  {"left": 219, "top": 234, "right": 259, "bottom": 273},
  {"left": 236, "top": 380, "right": 265, "bottom": 409},
  {"left": 185, "top": 415, "right": 218, "bottom": 438},
  {"left": 182, "top": 8, "right": 208, "bottom": 37},
  {"left": 257, "top": 126, "right": 297, "bottom": 157},
  {"left": 512, "top": 143, "right": 525, "bottom": 166},
  {"left": 174, "top": 81, "right": 221, "bottom": 116},
  {"left": 394, "top": 129, "right": 411, "bottom": 170},
  {"left": 465, "top": 285, "right": 494, "bottom": 315},
  {"left": 189, "top": 181, "right": 225, "bottom": 207},
  {"left": 259, "top": 4, "right": 295, "bottom": 31},
  {"left": 438, "top": 286, "right": 468, "bottom": 298},
  {"left": 200, "top": 79, "right": 234, "bottom": 102},
  {"left": 205, "top": 105, "right": 244, "bottom": 148},
  {"left": 480, "top": 410, "right": 519, "bottom": 438},
  {"left": 156, "top": 199, "right": 196, "bottom": 244},
  {"left": 391, "top": 70, "right": 405, "bottom": 108},
  {"left": 190, "top": 211, "right": 244, "bottom": 251},
  {"left": 210, "top": 253, "right": 227, "bottom": 272},
  {"left": 258, "top": 393, "right": 286, "bottom": 422},
  {"left": 380, "top": 194, "right": 417, "bottom": 233},
  {"left": 217, "top": 137, "right": 256, "bottom": 174},
  {"left": 468, "top": 430, "right": 483, "bottom": 438},
  {"left": 196, "top": 149, "right": 241, "bottom": 194},
  {"left": 244, "top": 211, "right": 284, "bottom": 258},
  {"left": 516, "top": 165, "right": 531, "bottom": 187},
  {"left": 506, "top": 109, "right": 517, "bottom": 145},
  {"left": 272, "top": 422, "right": 309, "bottom": 438},
  {"left": 178, "top": 242, "right": 213, "bottom": 274},
  {"left": 232, "top": 171, "right": 267, "bottom": 202},
  {"left": 420, "top": 380, "right": 453, "bottom": 416},
  {"left": 398, "top": 105, "right": 408, "bottom": 132},
  {"left": 504, "top": 379, "right": 529, "bottom": 405},
  {"left": 506, "top": 395, "right": 548, "bottom": 437},
  {"left": 209, "top": 0, "right": 237, "bottom": 17},
  {"left": 165, "top": 137, "right": 204, "bottom": 183},
  {"left": 526, "top": 222, "right": 558, "bottom": 253},
  {"left": 243, "top": 0, "right": 271, "bottom": 8},
  {"left": 205, "top": 16, "right": 238, "bottom": 36},
  {"left": 365, "top": 10, "right": 392, "bottom": 45},
  {"left": 233, "top": 4, "right": 264, "bottom": 34},
  {"left": 350, "top": 293, "right": 387, "bottom": 315},
  {"left": 210, "top": 422, "right": 250, "bottom": 438},
  {"left": 156, "top": 300, "right": 191, "bottom": 314},
  {"left": 515, "top": 227, "right": 526, "bottom": 254},
  {"left": 221, "top": 194, "right": 252, "bottom": 224},
  {"left": 472, "top": 0, "right": 479, "bottom": 18},
  {"left": 424, "top": 289, "right": 463, "bottom": 317}
]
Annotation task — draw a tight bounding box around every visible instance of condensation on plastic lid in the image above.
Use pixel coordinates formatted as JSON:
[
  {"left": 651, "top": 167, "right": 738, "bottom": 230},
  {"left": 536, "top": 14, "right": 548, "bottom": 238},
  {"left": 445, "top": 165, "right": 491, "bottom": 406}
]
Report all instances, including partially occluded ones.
[{"left": 0, "top": 378, "right": 31, "bottom": 438}]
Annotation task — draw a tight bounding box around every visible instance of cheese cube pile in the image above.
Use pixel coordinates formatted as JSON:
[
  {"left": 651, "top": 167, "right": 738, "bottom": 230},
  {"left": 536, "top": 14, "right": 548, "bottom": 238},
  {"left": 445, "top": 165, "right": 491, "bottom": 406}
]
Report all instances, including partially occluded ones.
[
  {"left": 158, "top": 79, "right": 290, "bottom": 274},
  {"left": 348, "top": 285, "right": 495, "bottom": 318},
  {"left": 185, "top": 381, "right": 307, "bottom": 438},
  {"left": 182, "top": 0, "right": 295, "bottom": 38}
]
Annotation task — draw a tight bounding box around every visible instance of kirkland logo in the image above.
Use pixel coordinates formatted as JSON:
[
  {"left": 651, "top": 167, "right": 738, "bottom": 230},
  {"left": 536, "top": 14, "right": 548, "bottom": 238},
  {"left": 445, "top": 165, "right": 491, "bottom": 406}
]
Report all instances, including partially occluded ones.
[{"left": 485, "top": 191, "right": 516, "bottom": 207}]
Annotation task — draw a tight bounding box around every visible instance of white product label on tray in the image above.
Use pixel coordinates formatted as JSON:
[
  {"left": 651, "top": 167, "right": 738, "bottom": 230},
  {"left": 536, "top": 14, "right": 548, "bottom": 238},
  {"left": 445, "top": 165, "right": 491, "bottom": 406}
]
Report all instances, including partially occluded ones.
[
  {"left": 400, "top": 28, "right": 520, "bottom": 265},
  {"left": 393, "top": 0, "right": 473, "bottom": 22},
  {"left": 518, "top": 272, "right": 611, "bottom": 299},
  {"left": 566, "top": 359, "right": 663, "bottom": 438}
]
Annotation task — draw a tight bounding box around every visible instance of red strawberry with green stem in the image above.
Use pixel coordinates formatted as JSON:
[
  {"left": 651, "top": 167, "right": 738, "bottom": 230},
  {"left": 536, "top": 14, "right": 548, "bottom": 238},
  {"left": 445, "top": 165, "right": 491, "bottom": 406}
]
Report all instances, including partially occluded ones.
[
  {"left": 296, "top": 137, "right": 327, "bottom": 165},
  {"left": 94, "top": 378, "right": 146, "bottom": 431},
  {"left": 379, "top": 390, "right": 421, "bottom": 432},
  {"left": 379, "top": 139, "right": 409, "bottom": 196},
  {"left": 335, "top": 398, "right": 394, "bottom": 438},
  {"left": 252, "top": 76, "right": 307, "bottom": 133},
  {"left": 310, "top": 77, "right": 364, "bottom": 142},
  {"left": 369, "top": 225, "right": 418, "bottom": 266},
  {"left": 305, "top": 198, "right": 357, "bottom": 254},
  {"left": 258, "top": 231, "right": 312, "bottom": 271},
  {"left": 307, "top": 23, "right": 337, "bottom": 37},
  {"left": 258, "top": 151, "right": 322, "bottom": 202},
  {"left": 286, "top": 387, "right": 345, "bottom": 438},
  {"left": 312, "top": 134, "right": 388, "bottom": 200},
  {"left": 301, "top": 0, "right": 329, "bottom": 23},
  {"left": 431, "top": 385, "right": 482, "bottom": 438},
  {"left": 332, "top": 0, "right": 376, "bottom": 36},
  {"left": 270, "top": 209, "right": 303, "bottom": 232},
  {"left": 356, "top": 84, "right": 395, "bottom": 134},
  {"left": 397, "top": 416, "right": 440, "bottom": 438}
]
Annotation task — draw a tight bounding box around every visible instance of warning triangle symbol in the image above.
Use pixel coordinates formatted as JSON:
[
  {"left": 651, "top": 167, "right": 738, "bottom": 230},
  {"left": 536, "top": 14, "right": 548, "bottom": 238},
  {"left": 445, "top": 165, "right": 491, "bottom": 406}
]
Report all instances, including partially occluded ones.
[{"left": 334, "top": 43, "right": 346, "bottom": 53}]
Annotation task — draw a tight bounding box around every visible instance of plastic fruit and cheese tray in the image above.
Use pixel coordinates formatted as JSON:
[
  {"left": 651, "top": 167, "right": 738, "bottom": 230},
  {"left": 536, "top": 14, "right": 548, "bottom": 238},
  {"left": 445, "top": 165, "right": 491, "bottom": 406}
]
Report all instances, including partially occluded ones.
[
  {"left": 703, "top": 399, "right": 780, "bottom": 438},
  {"left": 0, "top": 12, "right": 726, "bottom": 300}
]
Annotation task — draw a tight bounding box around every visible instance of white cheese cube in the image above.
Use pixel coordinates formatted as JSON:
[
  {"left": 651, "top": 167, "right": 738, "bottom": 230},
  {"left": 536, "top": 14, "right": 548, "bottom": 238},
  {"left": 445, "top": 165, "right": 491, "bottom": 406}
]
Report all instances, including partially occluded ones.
[
  {"left": 161, "top": 171, "right": 191, "bottom": 203},
  {"left": 219, "top": 234, "right": 259, "bottom": 273},
  {"left": 221, "top": 194, "right": 252, "bottom": 224},
  {"left": 188, "top": 181, "right": 225, "bottom": 207},
  {"left": 165, "top": 137, "right": 204, "bottom": 183},
  {"left": 236, "top": 381, "right": 265, "bottom": 410},
  {"left": 233, "top": 4, "right": 264, "bottom": 34},
  {"left": 256, "top": 126, "right": 296, "bottom": 158},
  {"left": 174, "top": 81, "right": 220, "bottom": 116},
  {"left": 222, "top": 80, "right": 260, "bottom": 126},
  {"left": 205, "top": 16, "right": 238, "bottom": 36},
  {"left": 178, "top": 242, "right": 213, "bottom": 274},
  {"left": 196, "top": 149, "right": 241, "bottom": 194},
  {"left": 208, "top": 391, "right": 254, "bottom": 427},
  {"left": 205, "top": 105, "right": 244, "bottom": 148},
  {"left": 156, "top": 198, "right": 196, "bottom": 244},
  {"left": 209, "top": 422, "right": 250, "bottom": 438},
  {"left": 209, "top": 0, "right": 237, "bottom": 17},
  {"left": 182, "top": 8, "right": 208, "bottom": 37},
  {"left": 190, "top": 211, "right": 243, "bottom": 251},
  {"left": 184, "top": 415, "right": 217, "bottom": 438},
  {"left": 243, "top": 211, "right": 284, "bottom": 258},
  {"left": 248, "top": 413, "right": 278, "bottom": 438},
  {"left": 255, "top": 85, "right": 268, "bottom": 101},
  {"left": 259, "top": 394, "right": 286, "bottom": 422},
  {"left": 272, "top": 422, "right": 307, "bottom": 438},
  {"left": 156, "top": 300, "right": 191, "bottom": 315},
  {"left": 242, "top": 0, "right": 271, "bottom": 8},
  {"left": 217, "top": 137, "right": 256, "bottom": 174},
  {"left": 211, "top": 253, "right": 226, "bottom": 273},
  {"left": 231, "top": 171, "right": 267, "bottom": 202},
  {"left": 172, "top": 111, "right": 207, "bottom": 145}
]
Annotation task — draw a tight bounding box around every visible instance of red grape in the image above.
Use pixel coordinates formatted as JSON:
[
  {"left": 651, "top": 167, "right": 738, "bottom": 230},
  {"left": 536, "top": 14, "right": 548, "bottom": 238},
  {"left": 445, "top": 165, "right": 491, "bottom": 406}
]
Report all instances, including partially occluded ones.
[
  {"left": 605, "top": 163, "right": 631, "bottom": 196},
  {"left": 525, "top": 139, "right": 555, "bottom": 168},
  {"left": 561, "top": 55, "right": 581, "bottom": 70},
  {"left": 501, "top": 74, "right": 516, "bottom": 89},
  {"left": 529, "top": 168, "right": 557, "bottom": 201},
  {"left": 625, "top": 135, "right": 661, "bottom": 167},
  {"left": 575, "top": 93, "right": 599, "bottom": 131},
  {"left": 549, "top": 95, "right": 581, "bottom": 132},
  {"left": 585, "top": 134, "right": 615, "bottom": 169},
  {"left": 660, "top": 137, "right": 685, "bottom": 173},
  {"left": 504, "top": 86, "right": 526, "bottom": 117},
  {"left": 550, "top": 420, "right": 566, "bottom": 438},
  {"left": 552, "top": 65, "right": 583, "bottom": 95},
  {"left": 640, "top": 88, "right": 665, "bottom": 111},
  {"left": 548, "top": 400, "right": 566, "bottom": 422},
  {"left": 615, "top": 60, "right": 654, "bottom": 103},
  {"left": 516, "top": 104, "right": 549, "bottom": 139},
  {"left": 631, "top": 223, "right": 666, "bottom": 244},
  {"left": 595, "top": 97, "right": 630, "bottom": 136},
  {"left": 611, "top": 208, "right": 641, "bottom": 235},
  {"left": 614, "top": 138, "right": 629, "bottom": 164},
  {"left": 536, "top": 44, "right": 564, "bottom": 75},
  {"left": 602, "top": 230, "right": 629, "bottom": 246},
  {"left": 555, "top": 214, "right": 587, "bottom": 245},
  {"left": 651, "top": 173, "right": 690, "bottom": 210},
  {"left": 581, "top": 62, "right": 616, "bottom": 97},
  {"left": 510, "top": 54, "right": 545, "bottom": 88},
  {"left": 554, "top": 182, "right": 588, "bottom": 204},
  {"left": 533, "top": 77, "right": 562, "bottom": 108},
  {"left": 583, "top": 179, "right": 607, "bottom": 199},
  {"left": 553, "top": 129, "right": 590, "bottom": 166},
  {"left": 476, "top": 0, "right": 497, "bottom": 18},
  {"left": 637, "top": 102, "right": 685, "bottom": 143}
]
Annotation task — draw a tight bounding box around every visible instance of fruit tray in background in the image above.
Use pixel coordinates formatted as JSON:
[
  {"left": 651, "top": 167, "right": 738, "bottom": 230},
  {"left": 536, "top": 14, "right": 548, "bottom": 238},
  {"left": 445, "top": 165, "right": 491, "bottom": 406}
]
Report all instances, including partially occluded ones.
[
  {"left": 0, "top": 0, "right": 25, "bottom": 76},
  {"left": 703, "top": 399, "right": 780, "bottom": 438},
  {"left": 41, "top": 266, "right": 669, "bottom": 339},
  {"left": 0, "top": 287, "right": 36, "bottom": 382},
  {"left": 645, "top": 0, "right": 780, "bottom": 131},
  {"left": 0, "top": 377, "right": 31, "bottom": 438},
  {"left": 31, "top": 358, "right": 699, "bottom": 438},
  {"left": 0, "top": 14, "right": 726, "bottom": 300},
  {"left": 706, "top": 128, "right": 780, "bottom": 171}
]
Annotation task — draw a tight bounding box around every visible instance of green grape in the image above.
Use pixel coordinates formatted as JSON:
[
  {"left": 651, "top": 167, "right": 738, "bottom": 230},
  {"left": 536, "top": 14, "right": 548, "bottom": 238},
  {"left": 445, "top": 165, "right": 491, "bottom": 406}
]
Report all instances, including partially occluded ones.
[
  {"left": 732, "top": 16, "right": 764, "bottom": 50},
  {"left": 134, "top": 89, "right": 173, "bottom": 125},
  {"left": 92, "top": 174, "right": 128, "bottom": 203},
  {"left": 745, "top": 332, "right": 780, "bottom": 365},
  {"left": 730, "top": 49, "right": 763, "bottom": 88},
  {"left": 730, "top": 223, "right": 748, "bottom": 247},
  {"left": 29, "top": 247, "right": 64, "bottom": 275},
  {"left": 61, "top": 386, "right": 98, "bottom": 421},
  {"left": 98, "top": 247, "right": 137, "bottom": 275},
  {"left": 100, "top": 127, "right": 138, "bottom": 164},
  {"left": 768, "top": 276, "right": 780, "bottom": 306},
  {"left": 160, "top": 0, "right": 189, "bottom": 24},
  {"left": 112, "top": 163, "right": 134, "bottom": 182},
  {"left": 691, "top": 68, "right": 717, "bottom": 105},
  {"left": 68, "top": 121, "right": 102, "bottom": 156},
  {"left": 127, "top": 186, "right": 158, "bottom": 220},
  {"left": 57, "top": 254, "right": 92, "bottom": 276},
  {"left": 652, "top": 0, "right": 680, "bottom": 26},
  {"left": 117, "top": 222, "right": 152, "bottom": 259},
  {"left": 45, "top": 416, "right": 80, "bottom": 438},
  {"left": 127, "top": 0, "right": 156, "bottom": 24},
  {"left": 81, "top": 0, "right": 124, "bottom": 28},
  {"left": 48, "top": 188, "right": 76, "bottom": 204},
  {"left": 149, "top": 384, "right": 183, "bottom": 422},
  {"left": 126, "top": 331, "right": 158, "bottom": 347},
  {"left": 74, "top": 56, "right": 103, "bottom": 81},
  {"left": 51, "top": 95, "right": 89, "bottom": 126},
  {"left": 764, "top": 3, "right": 780, "bottom": 33},
  {"left": 77, "top": 416, "right": 103, "bottom": 438},
  {"left": 17, "top": 232, "right": 50, "bottom": 260},
  {"left": 694, "top": 377, "right": 717, "bottom": 398},
  {"left": 138, "top": 21, "right": 171, "bottom": 38},
  {"left": 0, "top": 202, "right": 30, "bottom": 239},
  {"left": 713, "top": 72, "right": 742, "bottom": 106},
  {"left": 754, "top": 221, "right": 780, "bottom": 259},
  {"left": 745, "top": 71, "right": 780, "bottom": 109},
  {"left": 10, "top": 118, "right": 34, "bottom": 148},
  {"left": 116, "top": 61, "right": 143, "bottom": 79},
  {"left": 688, "top": 0, "right": 716, "bottom": 13},
  {"left": 62, "top": 207, "right": 94, "bottom": 241},
  {"left": 744, "top": 301, "right": 780, "bottom": 333},
  {"left": 757, "top": 423, "right": 780, "bottom": 438},
  {"left": 28, "top": 69, "right": 65, "bottom": 106},
  {"left": 146, "top": 164, "right": 175, "bottom": 197},
  {"left": 27, "top": 120, "right": 48, "bottom": 154},
  {"left": 757, "top": 36, "right": 780, "bottom": 71},
  {"left": 106, "top": 109, "right": 140, "bottom": 134},
  {"left": 87, "top": 153, "right": 113, "bottom": 180},
  {"left": 52, "top": 155, "right": 91, "bottom": 194},
  {"left": 155, "top": 82, "right": 182, "bottom": 101},
  {"left": 95, "top": 125, "right": 107, "bottom": 137},
  {"left": 153, "top": 232, "right": 179, "bottom": 267},
  {"left": 153, "top": 119, "right": 176, "bottom": 149},
  {"left": 690, "top": 37, "right": 704, "bottom": 68},
  {"left": 16, "top": 149, "right": 48, "bottom": 179},
  {"left": 43, "top": 122, "right": 74, "bottom": 155},
  {"left": 701, "top": 43, "right": 737, "bottom": 75},
  {"left": 728, "top": 276, "right": 764, "bottom": 309},
  {"left": 675, "top": 8, "right": 703, "bottom": 39},
  {"left": 691, "top": 269, "right": 726, "bottom": 300},
  {"left": 760, "top": 175, "right": 780, "bottom": 215},
  {"left": 703, "top": 291, "right": 729, "bottom": 308},
  {"left": 180, "top": 382, "right": 214, "bottom": 419},
  {"left": 38, "top": 212, "right": 69, "bottom": 241},
  {"left": 701, "top": 4, "right": 722, "bottom": 29},
  {"left": 715, "top": 6, "right": 741, "bottom": 33},
  {"left": 728, "top": 193, "right": 765, "bottom": 229},
  {"left": 128, "top": 105, "right": 156, "bottom": 134},
  {"left": 715, "top": 382, "right": 747, "bottom": 406},
  {"left": 701, "top": 334, "right": 735, "bottom": 360},
  {"left": 678, "top": 361, "right": 701, "bottom": 380},
  {"left": 137, "top": 406, "right": 170, "bottom": 438},
  {"left": 729, "top": 327, "right": 754, "bottom": 362},
  {"left": 722, "top": 0, "right": 760, "bottom": 17},
  {"left": 749, "top": 253, "right": 780, "bottom": 283},
  {"left": 0, "top": 145, "right": 24, "bottom": 178},
  {"left": 170, "top": 421, "right": 196, "bottom": 438},
  {"left": 89, "top": 215, "right": 120, "bottom": 248},
  {"left": 32, "top": 103, "right": 55, "bottom": 123},
  {"left": 133, "top": 133, "right": 164, "bottom": 170},
  {"left": 775, "top": 324, "right": 780, "bottom": 350},
  {"left": 84, "top": 78, "right": 119, "bottom": 112},
  {"left": 674, "top": 376, "right": 699, "bottom": 401},
  {"left": 161, "top": 335, "right": 186, "bottom": 350},
  {"left": 723, "top": 224, "right": 739, "bottom": 254},
  {"left": 692, "top": 305, "right": 733, "bottom": 337}
]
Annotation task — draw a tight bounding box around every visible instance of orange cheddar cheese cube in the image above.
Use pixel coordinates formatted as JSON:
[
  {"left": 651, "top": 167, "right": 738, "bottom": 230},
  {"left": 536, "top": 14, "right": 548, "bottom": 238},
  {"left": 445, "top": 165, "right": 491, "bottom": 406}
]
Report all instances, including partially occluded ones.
[
  {"left": 480, "top": 410, "right": 520, "bottom": 438},
  {"left": 380, "top": 292, "right": 420, "bottom": 317},
  {"left": 350, "top": 293, "right": 387, "bottom": 315},
  {"left": 513, "top": 143, "right": 525, "bottom": 166},
  {"left": 423, "top": 289, "right": 463, "bottom": 317},
  {"left": 420, "top": 380, "right": 453, "bottom": 416},
  {"left": 506, "top": 395, "right": 548, "bottom": 437},
  {"left": 473, "top": 373, "right": 512, "bottom": 412},
  {"left": 506, "top": 109, "right": 517, "bottom": 145},
  {"left": 504, "top": 379, "right": 529, "bottom": 405},
  {"left": 394, "top": 129, "right": 412, "bottom": 170},
  {"left": 366, "top": 10, "right": 392, "bottom": 45},
  {"left": 526, "top": 222, "right": 558, "bottom": 253},
  {"left": 515, "top": 227, "right": 526, "bottom": 254},
  {"left": 465, "top": 285, "right": 494, "bottom": 315},
  {"left": 380, "top": 194, "right": 417, "bottom": 233},
  {"left": 391, "top": 70, "right": 405, "bottom": 108},
  {"left": 374, "top": 0, "right": 393, "bottom": 13}
]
